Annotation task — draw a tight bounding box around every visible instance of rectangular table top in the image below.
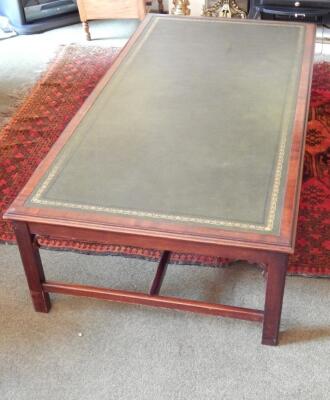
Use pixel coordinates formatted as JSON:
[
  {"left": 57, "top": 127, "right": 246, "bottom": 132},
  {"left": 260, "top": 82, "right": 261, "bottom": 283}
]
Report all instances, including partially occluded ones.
[{"left": 5, "top": 15, "right": 315, "bottom": 253}]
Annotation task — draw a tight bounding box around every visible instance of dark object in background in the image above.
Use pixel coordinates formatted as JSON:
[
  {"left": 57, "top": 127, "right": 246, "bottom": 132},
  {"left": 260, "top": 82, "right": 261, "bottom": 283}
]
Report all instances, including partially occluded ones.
[
  {"left": 248, "top": 0, "right": 330, "bottom": 24},
  {"left": 0, "top": 0, "right": 80, "bottom": 34}
]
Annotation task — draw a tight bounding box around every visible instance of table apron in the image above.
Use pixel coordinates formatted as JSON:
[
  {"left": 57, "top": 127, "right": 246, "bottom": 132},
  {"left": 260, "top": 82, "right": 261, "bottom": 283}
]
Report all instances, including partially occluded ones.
[{"left": 28, "top": 222, "right": 284, "bottom": 266}]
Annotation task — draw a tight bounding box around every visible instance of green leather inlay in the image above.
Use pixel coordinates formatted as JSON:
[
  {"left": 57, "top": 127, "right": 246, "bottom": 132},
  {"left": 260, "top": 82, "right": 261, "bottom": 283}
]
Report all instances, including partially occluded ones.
[{"left": 27, "top": 16, "right": 306, "bottom": 234}]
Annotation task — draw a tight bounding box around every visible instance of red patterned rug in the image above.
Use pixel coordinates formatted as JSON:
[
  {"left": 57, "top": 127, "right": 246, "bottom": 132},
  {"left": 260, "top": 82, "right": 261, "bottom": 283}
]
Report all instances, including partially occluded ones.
[
  {"left": 0, "top": 45, "right": 329, "bottom": 276},
  {"left": 288, "top": 61, "right": 330, "bottom": 276}
]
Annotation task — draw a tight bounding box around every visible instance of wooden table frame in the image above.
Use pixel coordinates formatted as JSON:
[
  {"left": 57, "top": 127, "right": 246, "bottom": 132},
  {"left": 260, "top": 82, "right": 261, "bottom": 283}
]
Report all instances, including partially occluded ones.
[{"left": 4, "top": 16, "right": 316, "bottom": 346}]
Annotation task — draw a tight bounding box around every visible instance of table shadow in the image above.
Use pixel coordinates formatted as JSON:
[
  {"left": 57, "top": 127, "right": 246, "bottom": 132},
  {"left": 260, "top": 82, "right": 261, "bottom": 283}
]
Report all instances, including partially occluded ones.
[{"left": 280, "top": 326, "right": 330, "bottom": 345}]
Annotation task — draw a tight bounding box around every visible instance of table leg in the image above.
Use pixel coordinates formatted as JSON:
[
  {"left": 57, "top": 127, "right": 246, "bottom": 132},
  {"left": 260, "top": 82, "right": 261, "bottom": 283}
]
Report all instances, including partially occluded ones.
[
  {"left": 13, "top": 222, "right": 51, "bottom": 313},
  {"left": 82, "top": 21, "right": 91, "bottom": 41},
  {"left": 262, "top": 253, "right": 288, "bottom": 345},
  {"left": 149, "top": 250, "right": 171, "bottom": 295},
  {"left": 158, "top": 0, "right": 164, "bottom": 13}
]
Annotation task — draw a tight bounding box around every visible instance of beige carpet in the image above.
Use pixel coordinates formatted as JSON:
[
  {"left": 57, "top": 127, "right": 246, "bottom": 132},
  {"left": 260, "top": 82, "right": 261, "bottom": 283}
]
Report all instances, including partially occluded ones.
[{"left": 1, "top": 244, "right": 330, "bottom": 399}]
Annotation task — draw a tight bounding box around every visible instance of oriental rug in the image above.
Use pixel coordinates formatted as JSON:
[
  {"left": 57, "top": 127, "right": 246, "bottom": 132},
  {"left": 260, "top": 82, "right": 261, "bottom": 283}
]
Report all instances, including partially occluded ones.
[{"left": 0, "top": 45, "right": 329, "bottom": 276}]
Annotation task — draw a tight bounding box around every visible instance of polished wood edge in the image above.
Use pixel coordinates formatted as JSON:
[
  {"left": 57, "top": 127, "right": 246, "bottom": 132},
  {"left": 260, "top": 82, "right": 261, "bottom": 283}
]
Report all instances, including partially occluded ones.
[
  {"left": 6, "top": 217, "right": 294, "bottom": 254},
  {"left": 29, "top": 222, "right": 290, "bottom": 260},
  {"left": 3, "top": 207, "right": 295, "bottom": 253},
  {"left": 280, "top": 23, "right": 316, "bottom": 250},
  {"left": 42, "top": 281, "right": 264, "bottom": 322}
]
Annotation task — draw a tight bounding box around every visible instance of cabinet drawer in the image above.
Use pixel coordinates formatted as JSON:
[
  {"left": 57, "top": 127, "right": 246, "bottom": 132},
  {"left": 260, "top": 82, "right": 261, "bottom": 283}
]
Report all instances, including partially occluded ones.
[{"left": 258, "top": 0, "right": 330, "bottom": 9}]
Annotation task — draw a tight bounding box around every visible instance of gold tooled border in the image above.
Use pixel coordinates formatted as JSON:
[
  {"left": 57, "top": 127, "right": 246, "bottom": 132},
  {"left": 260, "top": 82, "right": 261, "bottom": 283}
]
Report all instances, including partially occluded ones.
[{"left": 30, "top": 16, "right": 305, "bottom": 233}]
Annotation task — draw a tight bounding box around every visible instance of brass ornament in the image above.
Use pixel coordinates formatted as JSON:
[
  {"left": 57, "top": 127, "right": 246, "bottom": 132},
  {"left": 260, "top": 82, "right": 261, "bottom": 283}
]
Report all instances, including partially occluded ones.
[
  {"left": 202, "top": 0, "right": 246, "bottom": 19},
  {"left": 172, "top": 0, "right": 191, "bottom": 16}
]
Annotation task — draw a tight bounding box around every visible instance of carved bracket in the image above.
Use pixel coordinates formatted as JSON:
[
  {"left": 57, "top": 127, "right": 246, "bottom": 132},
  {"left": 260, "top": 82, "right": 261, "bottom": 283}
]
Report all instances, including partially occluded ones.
[{"left": 202, "top": 0, "right": 246, "bottom": 19}]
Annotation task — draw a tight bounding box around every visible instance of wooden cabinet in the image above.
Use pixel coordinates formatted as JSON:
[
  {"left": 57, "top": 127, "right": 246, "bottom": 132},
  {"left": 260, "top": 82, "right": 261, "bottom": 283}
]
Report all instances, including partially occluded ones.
[{"left": 76, "top": 0, "right": 147, "bottom": 40}]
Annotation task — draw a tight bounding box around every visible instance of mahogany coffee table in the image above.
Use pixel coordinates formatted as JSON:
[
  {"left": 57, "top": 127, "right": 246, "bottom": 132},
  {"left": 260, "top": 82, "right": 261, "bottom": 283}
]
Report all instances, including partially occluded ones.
[{"left": 4, "top": 15, "right": 315, "bottom": 345}]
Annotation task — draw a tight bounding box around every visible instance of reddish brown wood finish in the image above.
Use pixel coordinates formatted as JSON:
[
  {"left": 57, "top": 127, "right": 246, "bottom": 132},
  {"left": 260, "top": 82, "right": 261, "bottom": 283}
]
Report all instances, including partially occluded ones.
[
  {"left": 28, "top": 222, "right": 276, "bottom": 264},
  {"left": 42, "top": 281, "right": 264, "bottom": 321},
  {"left": 13, "top": 222, "right": 51, "bottom": 313},
  {"left": 149, "top": 250, "right": 171, "bottom": 295},
  {"left": 3, "top": 16, "right": 316, "bottom": 345},
  {"left": 262, "top": 253, "right": 288, "bottom": 345}
]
